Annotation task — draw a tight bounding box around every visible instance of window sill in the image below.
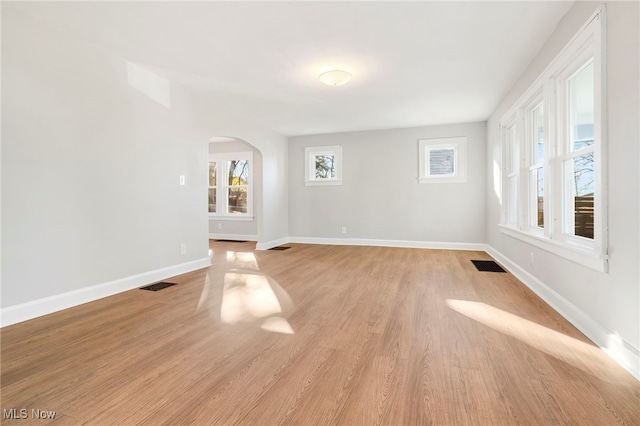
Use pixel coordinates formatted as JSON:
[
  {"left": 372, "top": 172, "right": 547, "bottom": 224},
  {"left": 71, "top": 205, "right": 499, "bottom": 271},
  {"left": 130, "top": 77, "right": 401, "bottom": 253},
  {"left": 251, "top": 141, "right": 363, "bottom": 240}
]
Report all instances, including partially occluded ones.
[
  {"left": 209, "top": 215, "right": 254, "bottom": 222},
  {"left": 418, "top": 177, "right": 467, "bottom": 184},
  {"left": 498, "top": 224, "right": 608, "bottom": 273},
  {"left": 305, "top": 180, "right": 343, "bottom": 186}
]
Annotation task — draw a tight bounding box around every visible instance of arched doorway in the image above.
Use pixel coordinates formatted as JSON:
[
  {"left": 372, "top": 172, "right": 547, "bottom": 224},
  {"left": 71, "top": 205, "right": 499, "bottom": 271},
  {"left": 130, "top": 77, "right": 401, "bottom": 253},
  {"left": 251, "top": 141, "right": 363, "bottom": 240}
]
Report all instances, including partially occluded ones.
[{"left": 208, "top": 136, "right": 263, "bottom": 242}]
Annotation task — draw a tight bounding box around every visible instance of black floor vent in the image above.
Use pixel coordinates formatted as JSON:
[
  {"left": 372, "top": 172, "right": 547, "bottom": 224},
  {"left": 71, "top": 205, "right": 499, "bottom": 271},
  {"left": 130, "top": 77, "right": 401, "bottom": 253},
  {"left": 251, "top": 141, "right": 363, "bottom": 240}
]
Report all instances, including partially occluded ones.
[
  {"left": 140, "top": 282, "right": 177, "bottom": 291},
  {"left": 215, "top": 239, "right": 248, "bottom": 243},
  {"left": 269, "top": 246, "right": 291, "bottom": 251},
  {"left": 471, "top": 260, "right": 506, "bottom": 273}
]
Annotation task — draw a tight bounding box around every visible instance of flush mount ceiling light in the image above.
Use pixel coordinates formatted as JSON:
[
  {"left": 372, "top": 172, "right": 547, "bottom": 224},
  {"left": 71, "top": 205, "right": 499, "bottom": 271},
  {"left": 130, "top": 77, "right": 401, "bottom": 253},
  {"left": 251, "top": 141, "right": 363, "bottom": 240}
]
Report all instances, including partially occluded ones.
[{"left": 318, "top": 69, "right": 352, "bottom": 86}]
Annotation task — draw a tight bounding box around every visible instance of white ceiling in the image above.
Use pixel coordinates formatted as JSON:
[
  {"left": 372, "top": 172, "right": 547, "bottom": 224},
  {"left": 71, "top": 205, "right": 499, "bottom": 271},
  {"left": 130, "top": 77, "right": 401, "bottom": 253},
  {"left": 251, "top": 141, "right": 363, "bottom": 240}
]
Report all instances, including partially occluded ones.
[{"left": 9, "top": 1, "right": 574, "bottom": 136}]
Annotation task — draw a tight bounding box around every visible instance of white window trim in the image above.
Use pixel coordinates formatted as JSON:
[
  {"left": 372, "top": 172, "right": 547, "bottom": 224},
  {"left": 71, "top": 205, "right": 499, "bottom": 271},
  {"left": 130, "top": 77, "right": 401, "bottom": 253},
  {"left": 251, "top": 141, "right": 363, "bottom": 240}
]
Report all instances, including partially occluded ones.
[
  {"left": 521, "top": 89, "right": 546, "bottom": 238},
  {"left": 498, "top": 6, "right": 607, "bottom": 273},
  {"left": 305, "top": 145, "right": 343, "bottom": 186},
  {"left": 418, "top": 137, "right": 467, "bottom": 183},
  {"left": 208, "top": 151, "right": 254, "bottom": 220},
  {"left": 499, "top": 225, "right": 608, "bottom": 272},
  {"left": 212, "top": 216, "right": 254, "bottom": 222}
]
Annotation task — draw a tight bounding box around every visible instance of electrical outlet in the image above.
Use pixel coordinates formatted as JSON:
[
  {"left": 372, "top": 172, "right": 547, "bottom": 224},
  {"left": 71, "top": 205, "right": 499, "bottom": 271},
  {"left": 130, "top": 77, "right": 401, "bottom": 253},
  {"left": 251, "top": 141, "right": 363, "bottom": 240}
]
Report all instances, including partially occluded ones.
[
  {"left": 341, "top": 226, "right": 347, "bottom": 234},
  {"left": 218, "top": 223, "right": 223, "bottom": 230},
  {"left": 179, "top": 175, "right": 186, "bottom": 186},
  {"left": 530, "top": 252, "right": 535, "bottom": 266},
  {"left": 180, "top": 243, "right": 187, "bottom": 255}
]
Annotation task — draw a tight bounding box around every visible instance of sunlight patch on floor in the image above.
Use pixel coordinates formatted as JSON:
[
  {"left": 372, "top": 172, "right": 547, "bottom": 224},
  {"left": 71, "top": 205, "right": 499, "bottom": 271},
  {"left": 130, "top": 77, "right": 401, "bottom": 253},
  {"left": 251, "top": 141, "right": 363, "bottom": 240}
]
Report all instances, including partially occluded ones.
[
  {"left": 198, "top": 248, "right": 295, "bottom": 334},
  {"left": 446, "top": 299, "right": 632, "bottom": 384},
  {"left": 226, "top": 251, "right": 260, "bottom": 271},
  {"left": 222, "top": 273, "right": 283, "bottom": 323},
  {"left": 221, "top": 272, "right": 294, "bottom": 333},
  {"left": 261, "top": 316, "right": 295, "bottom": 334}
]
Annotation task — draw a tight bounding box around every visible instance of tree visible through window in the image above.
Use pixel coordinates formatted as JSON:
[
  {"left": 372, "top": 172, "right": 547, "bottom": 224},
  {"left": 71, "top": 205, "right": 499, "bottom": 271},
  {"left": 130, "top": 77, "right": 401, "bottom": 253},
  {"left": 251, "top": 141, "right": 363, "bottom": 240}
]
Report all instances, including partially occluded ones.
[
  {"left": 227, "top": 160, "right": 249, "bottom": 214},
  {"left": 208, "top": 152, "right": 253, "bottom": 218},
  {"left": 565, "top": 61, "right": 595, "bottom": 239},
  {"left": 314, "top": 155, "right": 335, "bottom": 179},
  {"left": 305, "top": 146, "right": 342, "bottom": 186},
  {"left": 498, "top": 8, "right": 606, "bottom": 272}
]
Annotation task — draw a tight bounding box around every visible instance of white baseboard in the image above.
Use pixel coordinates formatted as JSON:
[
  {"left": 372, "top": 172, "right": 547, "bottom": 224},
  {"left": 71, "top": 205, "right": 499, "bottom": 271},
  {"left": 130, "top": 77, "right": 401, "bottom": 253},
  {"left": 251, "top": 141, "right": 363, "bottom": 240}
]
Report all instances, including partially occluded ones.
[
  {"left": 288, "top": 236, "right": 487, "bottom": 251},
  {"left": 6, "top": 237, "right": 636, "bottom": 380},
  {"left": 255, "top": 237, "right": 291, "bottom": 251},
  {"left": 209, "top": 233, "right": 257, "bottom": 241},
  {"left": 487, "top": 245, "right": 640, "bottom": 380},
  {"left": 0, "top": 257, "right": 212, "bottom": 328}
]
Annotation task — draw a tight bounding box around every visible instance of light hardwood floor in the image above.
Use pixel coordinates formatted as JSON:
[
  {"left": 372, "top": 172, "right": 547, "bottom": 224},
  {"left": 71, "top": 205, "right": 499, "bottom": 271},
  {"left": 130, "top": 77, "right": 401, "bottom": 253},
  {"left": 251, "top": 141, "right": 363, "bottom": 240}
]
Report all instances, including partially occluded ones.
[{"left": 2, "top": 241, "right": 639, "bottom": 425}]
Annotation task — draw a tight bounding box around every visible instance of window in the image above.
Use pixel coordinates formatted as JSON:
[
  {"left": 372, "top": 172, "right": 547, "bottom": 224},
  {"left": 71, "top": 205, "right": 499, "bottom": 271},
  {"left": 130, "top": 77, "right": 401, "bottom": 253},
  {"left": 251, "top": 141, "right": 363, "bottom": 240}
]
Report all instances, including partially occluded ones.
[
  {"left": 209, "top": 152, "right": 253, "bottom": 219},
  {"left": 520, "top": 91, "right": 546, "bottom": 234},
  {"left": 499, "top": 8, "right": 606, "bottom": 272},
  {"left": 305, "top": 145, "right": 342, "bottom": 186},
  {"left": 419, "top": 137, "right": 467, "bottom": 183},
  {"left": 563, "top": 61, "right": 596, "bottom": 240}
]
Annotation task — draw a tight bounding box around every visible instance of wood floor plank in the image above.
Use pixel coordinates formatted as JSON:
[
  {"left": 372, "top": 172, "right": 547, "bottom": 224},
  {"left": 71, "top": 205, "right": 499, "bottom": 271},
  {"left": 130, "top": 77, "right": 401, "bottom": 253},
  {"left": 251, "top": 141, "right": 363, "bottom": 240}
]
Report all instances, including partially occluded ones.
[{"left": 1, "top": 241, "right": 638, "bottom": 425}]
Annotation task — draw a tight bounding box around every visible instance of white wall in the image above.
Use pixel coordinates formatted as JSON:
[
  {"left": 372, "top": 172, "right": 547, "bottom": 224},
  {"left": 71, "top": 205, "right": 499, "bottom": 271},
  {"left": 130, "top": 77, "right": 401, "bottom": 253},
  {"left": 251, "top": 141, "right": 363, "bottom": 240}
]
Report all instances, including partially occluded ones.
[
  {"left": 289, "top": 122, "right": 486, "bottom": 246},
  {"left": 1, "top": 6, "right": 288, "bottom": 323},
  {"left": 208, "top": 140, "right": 260, "bottom": 239},
  {"left": 183, "top": 91, "right": 289, "bottom": 249},
  {"left": 486, "top": 1, "right": 639, "bottom": 376}
]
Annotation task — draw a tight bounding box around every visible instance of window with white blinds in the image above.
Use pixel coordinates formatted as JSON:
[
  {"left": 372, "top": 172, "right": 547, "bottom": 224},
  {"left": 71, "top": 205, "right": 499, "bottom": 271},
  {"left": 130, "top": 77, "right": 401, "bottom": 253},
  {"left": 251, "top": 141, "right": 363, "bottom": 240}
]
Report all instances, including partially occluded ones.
[{"left": 419, "top": 137, "right": 467, "bottom": 184}]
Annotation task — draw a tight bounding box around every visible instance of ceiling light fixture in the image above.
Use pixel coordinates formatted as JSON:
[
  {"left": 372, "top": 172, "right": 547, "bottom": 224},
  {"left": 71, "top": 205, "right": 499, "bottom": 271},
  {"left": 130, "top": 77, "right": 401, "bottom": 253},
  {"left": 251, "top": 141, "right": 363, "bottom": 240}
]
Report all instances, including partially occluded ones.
[{"left": 319, "top": 69, "right": 352, "bottom": 86}]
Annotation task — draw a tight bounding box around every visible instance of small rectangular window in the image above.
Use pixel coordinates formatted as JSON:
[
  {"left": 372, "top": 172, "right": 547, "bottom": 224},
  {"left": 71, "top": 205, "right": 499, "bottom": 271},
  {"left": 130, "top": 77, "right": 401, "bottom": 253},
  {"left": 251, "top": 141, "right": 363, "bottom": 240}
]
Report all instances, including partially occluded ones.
[
  {"left": 314, "top": 154, "right": 336, "bottom": 179},
  {"left": 419, "top": 137, "right": 467, "bottom": 183},
  {"left": 428, "top": 148, "right": 456, "bottom": 176},
  {"left": 305, "top": 146, "right": 342, "bottom": 186}
]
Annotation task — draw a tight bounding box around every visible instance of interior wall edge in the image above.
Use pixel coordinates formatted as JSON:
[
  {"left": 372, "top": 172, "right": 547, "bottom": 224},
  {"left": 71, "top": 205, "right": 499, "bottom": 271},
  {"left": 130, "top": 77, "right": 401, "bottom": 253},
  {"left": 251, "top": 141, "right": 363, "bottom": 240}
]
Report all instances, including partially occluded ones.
[
  {"left": 486, "top": 245, "right": 640, "bottom": 380},
  {"left": 255, "top": 237, "right": 291, "bottom": 251},
  {"left": 208, "top": 233, "right": 258, "bottom": 242},
  {"left": 0, "top": 257, "right": 212, "bottom": 328}
]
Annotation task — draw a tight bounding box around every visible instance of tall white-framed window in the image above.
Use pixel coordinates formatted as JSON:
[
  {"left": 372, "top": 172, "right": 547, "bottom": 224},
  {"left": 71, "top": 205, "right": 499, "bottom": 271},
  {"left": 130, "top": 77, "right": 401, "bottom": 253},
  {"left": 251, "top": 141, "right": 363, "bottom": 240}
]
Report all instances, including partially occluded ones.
[
  {"left": 523, "top": 91, "right": 546, "bottom": 235},
  {"left": 209, "top": 151, "right": 253, "bottom": 219},
  {"left": 556, "top": 59, "right": 598, "bottom": 245},
  {"left": 418, "top": 137, "right": 467, "bottom": 183},
  {"left": 499, "top": 7, "right": 607, "bottom": 272},
  {"left": 305, "top": 145, "right": 342, "bottom": 186}
]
